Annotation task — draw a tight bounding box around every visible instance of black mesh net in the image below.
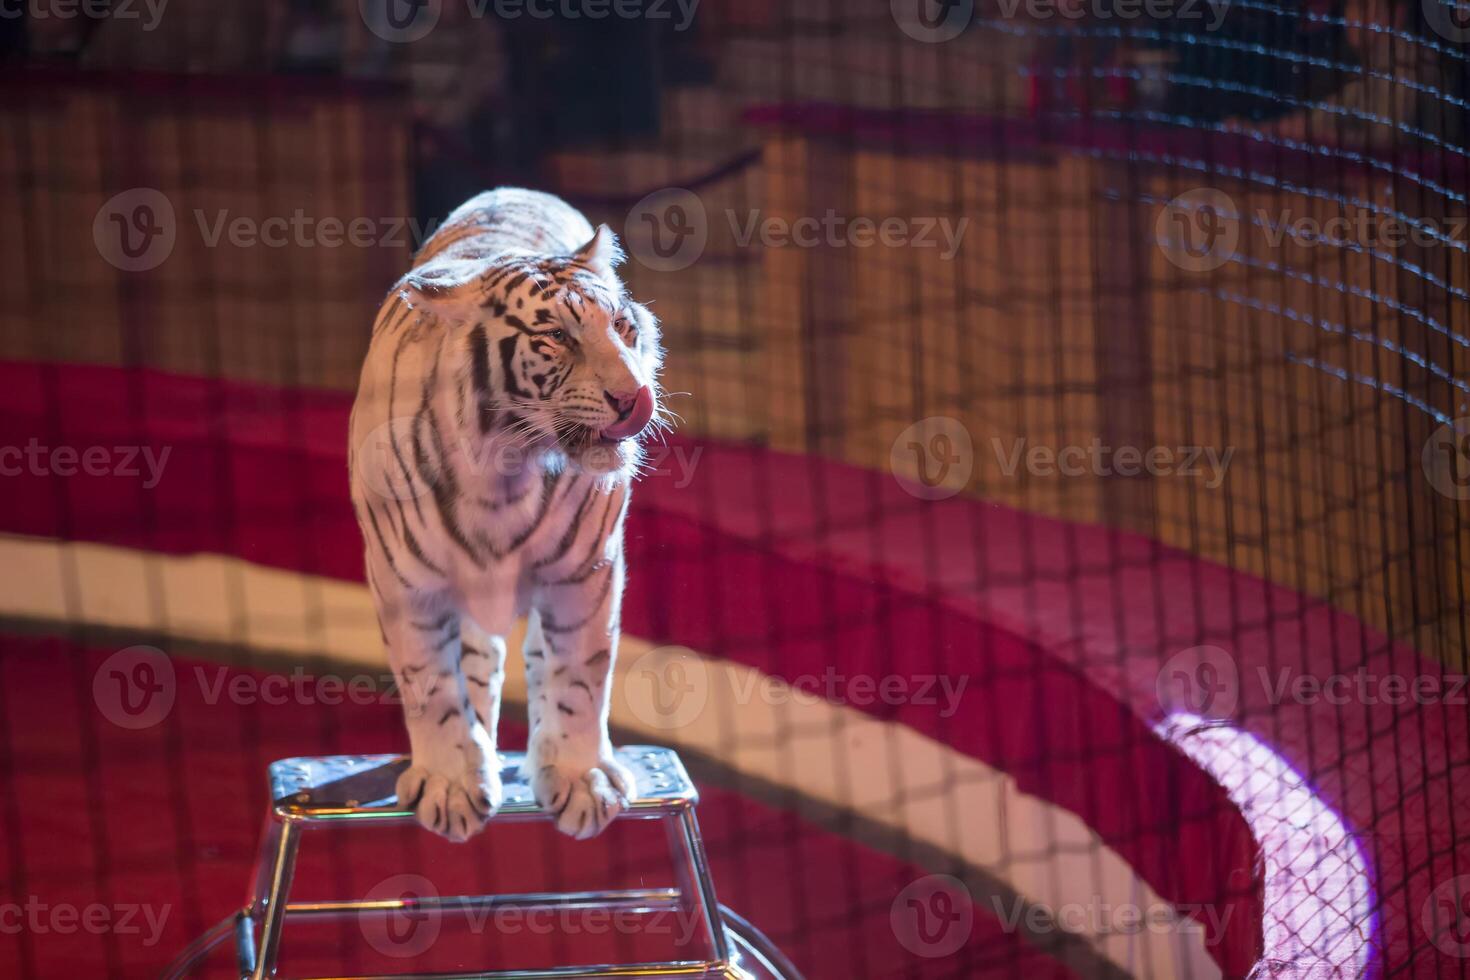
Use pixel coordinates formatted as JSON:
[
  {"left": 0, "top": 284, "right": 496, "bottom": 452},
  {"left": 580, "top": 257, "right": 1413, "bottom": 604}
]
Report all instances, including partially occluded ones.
[{"left": 2, "top": 1, "right": 1469, "bottom": 977}]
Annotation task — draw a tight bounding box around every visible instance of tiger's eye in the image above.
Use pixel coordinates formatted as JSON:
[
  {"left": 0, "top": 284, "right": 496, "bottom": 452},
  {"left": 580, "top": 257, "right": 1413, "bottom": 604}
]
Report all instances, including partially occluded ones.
[{"left": 548, "top": 328, "right": 566, "bottom": 342}]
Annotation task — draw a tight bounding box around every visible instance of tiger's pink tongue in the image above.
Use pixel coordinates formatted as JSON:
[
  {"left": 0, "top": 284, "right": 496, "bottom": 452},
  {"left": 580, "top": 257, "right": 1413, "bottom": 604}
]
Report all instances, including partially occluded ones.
[{"left": 601, "top": 386, "right": 655, "bottom": 441}]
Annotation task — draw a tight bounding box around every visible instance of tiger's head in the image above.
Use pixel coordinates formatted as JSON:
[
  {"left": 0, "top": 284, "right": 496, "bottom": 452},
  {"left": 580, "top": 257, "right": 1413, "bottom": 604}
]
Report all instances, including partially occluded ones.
[{"left": 474, "top": 226, "right": 666, "bottom": 479}]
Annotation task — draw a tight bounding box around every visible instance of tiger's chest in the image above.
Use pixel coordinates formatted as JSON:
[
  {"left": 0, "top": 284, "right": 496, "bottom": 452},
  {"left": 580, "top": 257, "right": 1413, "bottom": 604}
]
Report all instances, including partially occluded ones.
[{"left": 448, "top": 467, "right": 629, "bottom": 625}]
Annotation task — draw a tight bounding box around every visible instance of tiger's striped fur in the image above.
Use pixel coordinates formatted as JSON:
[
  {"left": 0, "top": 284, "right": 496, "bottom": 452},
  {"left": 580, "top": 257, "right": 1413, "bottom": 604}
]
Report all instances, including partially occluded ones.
[{"left": 348, "top": 188, "right": 666, "bottom": 841}]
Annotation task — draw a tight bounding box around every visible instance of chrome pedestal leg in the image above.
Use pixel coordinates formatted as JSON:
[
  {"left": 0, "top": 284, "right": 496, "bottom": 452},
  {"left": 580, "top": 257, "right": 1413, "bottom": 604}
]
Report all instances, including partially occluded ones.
[
  {"left": 249, "top": 817, "right": 301, "bottom": 980},
  {"left": 665, "top": 804, "right": 730, "bottom": 966}
]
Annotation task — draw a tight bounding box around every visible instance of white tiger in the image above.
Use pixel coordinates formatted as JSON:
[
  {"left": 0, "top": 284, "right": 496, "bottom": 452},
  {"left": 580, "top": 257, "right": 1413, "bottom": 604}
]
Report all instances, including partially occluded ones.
[{"left": 348, "top": 188, "right": 665, "bottom": 841}]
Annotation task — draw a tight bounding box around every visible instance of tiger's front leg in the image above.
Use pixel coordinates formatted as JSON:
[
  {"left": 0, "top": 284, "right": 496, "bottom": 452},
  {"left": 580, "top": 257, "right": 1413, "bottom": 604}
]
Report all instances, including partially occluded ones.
[
  {"left": 522, "top": 559, "right": 636, "bottom": 839},
  {"left": 384, "top": 601, "right": 502, "bottom": 842}
]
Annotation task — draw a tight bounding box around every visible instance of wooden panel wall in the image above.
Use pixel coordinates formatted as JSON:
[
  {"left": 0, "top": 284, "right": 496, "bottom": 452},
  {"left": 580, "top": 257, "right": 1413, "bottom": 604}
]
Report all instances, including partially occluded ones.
[
  {"left": 758, "top": 133, "right": 1469, "bottom": 664},
  {"left": 0, "top": 74, "right": 412, "bottom": 391}
]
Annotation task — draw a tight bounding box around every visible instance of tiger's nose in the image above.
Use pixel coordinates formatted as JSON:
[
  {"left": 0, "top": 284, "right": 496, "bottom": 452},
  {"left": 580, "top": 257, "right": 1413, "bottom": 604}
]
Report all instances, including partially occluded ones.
[{"left": 601, "top": 386, "right": 655, "bottom": 440}]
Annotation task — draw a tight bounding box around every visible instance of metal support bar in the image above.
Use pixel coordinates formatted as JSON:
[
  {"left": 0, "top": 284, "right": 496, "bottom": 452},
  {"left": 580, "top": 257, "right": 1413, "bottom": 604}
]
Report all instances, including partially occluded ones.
[
  {"left": 671, "top": 806, "right": 730, "bottom": 965},
  {"left": 274, "top": 888, "right": 684, "bottom": 919},
  {"left": 250, "top": 962, "right": 726, "bottom": 980}
]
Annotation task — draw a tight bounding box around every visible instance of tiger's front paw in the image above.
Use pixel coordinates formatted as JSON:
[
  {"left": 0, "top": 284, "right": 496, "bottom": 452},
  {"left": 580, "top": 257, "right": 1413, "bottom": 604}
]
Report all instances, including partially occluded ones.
[
  {"left": 396, "top": 762, "right": 502, "bottom": 843},
  {"left": 530, "top": 757, "right": 636, "bottom": 840}
]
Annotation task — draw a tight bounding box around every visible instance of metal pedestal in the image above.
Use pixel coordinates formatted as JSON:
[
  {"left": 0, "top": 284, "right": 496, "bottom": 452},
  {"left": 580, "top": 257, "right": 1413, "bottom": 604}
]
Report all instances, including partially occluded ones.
[{"left": 218, "top": 746, "right": 795, "bottom": 980}]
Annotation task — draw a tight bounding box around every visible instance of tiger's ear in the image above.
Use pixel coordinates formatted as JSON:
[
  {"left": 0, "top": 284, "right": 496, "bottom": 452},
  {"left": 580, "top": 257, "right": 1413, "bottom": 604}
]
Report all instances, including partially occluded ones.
[{"left": 573, "top": 225, "right": 624, "bottom": 281}]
